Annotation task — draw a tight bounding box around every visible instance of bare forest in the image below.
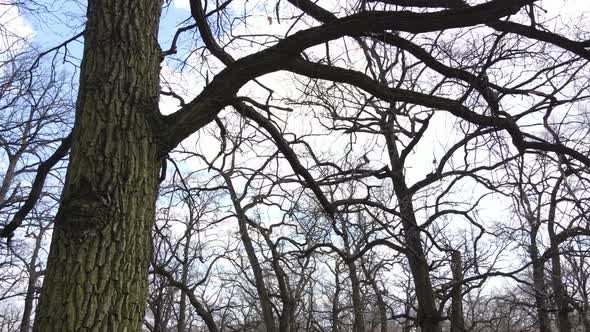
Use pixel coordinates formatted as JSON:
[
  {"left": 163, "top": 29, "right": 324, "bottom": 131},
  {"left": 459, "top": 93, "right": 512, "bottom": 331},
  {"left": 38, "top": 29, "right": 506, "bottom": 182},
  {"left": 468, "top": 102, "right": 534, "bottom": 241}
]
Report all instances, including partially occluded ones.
[{"left": 0, "top": 0, "right": 589, "bottom": 331}]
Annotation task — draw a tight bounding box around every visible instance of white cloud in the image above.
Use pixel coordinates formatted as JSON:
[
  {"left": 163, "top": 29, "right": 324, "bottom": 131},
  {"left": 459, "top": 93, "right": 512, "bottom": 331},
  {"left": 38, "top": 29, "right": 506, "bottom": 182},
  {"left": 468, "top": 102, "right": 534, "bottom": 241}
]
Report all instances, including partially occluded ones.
[
  {"left": 0, "top": 4, "right": 34, "bottom": 54},
  {"left": 172, "top": 0, "right": 190, "bottom": 10}
]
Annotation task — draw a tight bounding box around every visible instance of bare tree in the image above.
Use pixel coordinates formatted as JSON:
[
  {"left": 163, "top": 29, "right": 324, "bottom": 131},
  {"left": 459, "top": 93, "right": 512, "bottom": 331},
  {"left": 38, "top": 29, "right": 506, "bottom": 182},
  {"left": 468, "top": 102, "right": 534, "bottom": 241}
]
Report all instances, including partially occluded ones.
[{"left": 0, "top": 0, "right": 588, "bottom": 331}]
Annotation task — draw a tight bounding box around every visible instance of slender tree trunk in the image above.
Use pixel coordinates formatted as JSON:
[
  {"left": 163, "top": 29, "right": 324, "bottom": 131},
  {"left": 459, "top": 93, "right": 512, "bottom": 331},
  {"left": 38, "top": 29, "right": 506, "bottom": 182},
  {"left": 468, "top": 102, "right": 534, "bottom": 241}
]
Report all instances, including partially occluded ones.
[
  {"left": 223, "top": 175, "right": 276, "bottom": 332},
  {"left": 1, "top": 110, "right": 36, "bottom": 204},
  {"left": 0, "top": 154, "right": 18, "bottom": 203},
  {"left": 33, "top": 1, "right": 164, "bottom": 330},
  {"left": 178, "top": 212, "right": 193, "bottom": 332},
  {"left": 262, "top": 232, "right": 296, "bottom": 332},
  {"left": 397, "top": 199, "right": 440, "bottom": 332},
  {"left": 548, "top": 179, "right": 572, "bottom": 332},
  {"left": 332, "top": 262, "right": 342, "bottom": 332},
  {"left": 529, "top": 227, "right": 551, "bottom": 332},
  {"left": 383, "top": 114, "right": 441, "bottom": 332},
  {"left": 360, "top": 260, "right": 387, "bottom": 332},
  {"left": 237, "top": 218, "right": 275, "bottom": 331},
  {"left": 450, "top": 250, "right": 466, "bottom": 332},
  {"left": 347, "top": 260, "right": 365, "bottom": 332},
  {"left": 550, "top": 249, "right": 572, "bottom": 332},
  {"left": 342, "top": 230, "right": 365, "bottom": 332},
  {"left": 572, "top": 300, "right": 590, "bottom": 332},
  {"left": 583, "top": 289, "right": 590, "bottom": 332},
  {"left": 177, "top": 240, "right": 189, "bottom": 332},
  {"left": 20, "top": 270, "right": 38, "bottom": 332},
  {"left": 305, "top": 288, "right": 314, "bottom": 331},
  {"left": 20, "top": 226, "right": 46, "bottom": 332},
  {"left": 152, "top": 286, "right": 169, "bottom": 332}
]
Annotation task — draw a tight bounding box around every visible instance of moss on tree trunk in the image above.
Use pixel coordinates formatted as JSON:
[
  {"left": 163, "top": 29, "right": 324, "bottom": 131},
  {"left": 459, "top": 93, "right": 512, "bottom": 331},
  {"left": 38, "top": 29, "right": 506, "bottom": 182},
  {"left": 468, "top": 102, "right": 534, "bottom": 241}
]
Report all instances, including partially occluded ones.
[{"left": 33, "top": 0, "right": 164, "bottom": 330}]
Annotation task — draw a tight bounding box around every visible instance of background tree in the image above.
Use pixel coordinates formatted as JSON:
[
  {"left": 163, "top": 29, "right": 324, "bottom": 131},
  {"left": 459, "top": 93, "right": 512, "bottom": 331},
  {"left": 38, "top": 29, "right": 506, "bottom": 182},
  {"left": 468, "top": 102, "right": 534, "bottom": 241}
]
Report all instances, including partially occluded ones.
[{"left": 0, "top": 0, "right": 589, "bottom": 331}]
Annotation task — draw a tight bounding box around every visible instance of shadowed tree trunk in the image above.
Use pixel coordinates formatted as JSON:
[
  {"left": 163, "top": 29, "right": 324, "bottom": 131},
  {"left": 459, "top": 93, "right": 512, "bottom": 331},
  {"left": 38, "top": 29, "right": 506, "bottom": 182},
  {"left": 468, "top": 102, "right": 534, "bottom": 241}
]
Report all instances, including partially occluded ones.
[
  {"left": 529, "top": 226, "right": 551, "bottom": 332},
  {"left": 177, "top": 210, "right": 193, "bottom": 332},
  {"left": 548, "top": 178, "right": 572, "bottom": 332},
  {"left": 450, "top": 250, "right": 466, "bottom": 332},
  {"left": 342, "top": 231, "right": 365, "bottom": 332},
  {"left": 383, "top": 112, "right": 441, "bottom": 332},
  {"left": 223, "top": 173, "right": 276, "bottom": 332},
  {"left": 19, "top": 225, "right": 47, "bottom": 332},
  {"left": 20, "top": 0, "right": 584, "bottom": 330},
  {"left": 360, "top": 258, "right": 388, "bottom": 332},
  {"left": 33, "top": 0, "right": 164, "bottom": 330},
  {"left": 332, "top": 262, "right": 342, "bottom": 332}
]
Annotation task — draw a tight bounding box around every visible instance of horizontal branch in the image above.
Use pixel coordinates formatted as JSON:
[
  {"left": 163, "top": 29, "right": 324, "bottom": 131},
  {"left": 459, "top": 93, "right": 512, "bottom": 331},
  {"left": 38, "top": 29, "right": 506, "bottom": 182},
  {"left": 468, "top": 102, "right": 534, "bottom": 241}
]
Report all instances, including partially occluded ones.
[
  {"left": 162, "top": 0, "right": 534, "bottom": 149},
  {"left": 285, "top": 57, "right": 590, "bottom": 168},
  {"left": 365, "top": 0, "right": 463, "bottom": 8}
]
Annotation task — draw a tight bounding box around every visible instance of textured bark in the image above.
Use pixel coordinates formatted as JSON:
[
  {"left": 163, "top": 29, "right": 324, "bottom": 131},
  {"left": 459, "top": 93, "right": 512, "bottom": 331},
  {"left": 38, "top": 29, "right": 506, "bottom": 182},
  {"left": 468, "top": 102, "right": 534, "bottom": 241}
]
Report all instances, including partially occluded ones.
[
  {"left": 450, "top": 250, "right": 466, "bottom": 332},
  {"left": 32, "top": 0, "right": 163, "bottom": 330}
]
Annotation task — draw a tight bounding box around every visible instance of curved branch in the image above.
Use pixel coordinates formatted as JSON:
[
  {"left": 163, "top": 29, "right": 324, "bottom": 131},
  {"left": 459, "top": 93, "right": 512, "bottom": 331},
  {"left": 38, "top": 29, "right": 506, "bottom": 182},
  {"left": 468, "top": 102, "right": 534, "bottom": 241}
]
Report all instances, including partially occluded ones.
[
  {"left": 162, "top": 0, "right": 534, "bottom": 148},
  {"left": 153, "top": 265, "right": 220, "bottom": 332},
  {"left": 0, "top": 132, "right": 72, "bottom": 239}
]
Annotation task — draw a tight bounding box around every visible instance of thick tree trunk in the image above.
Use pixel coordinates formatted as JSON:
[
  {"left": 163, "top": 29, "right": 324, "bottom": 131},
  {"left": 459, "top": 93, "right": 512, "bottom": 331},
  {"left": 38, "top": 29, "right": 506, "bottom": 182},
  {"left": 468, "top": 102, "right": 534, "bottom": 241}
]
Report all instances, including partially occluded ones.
[
  {"left": 33, "top": 1, "right": 163, "bottom": 330},
  {"left": 397, "top": 197, "right": 441, "bottom": 332},
  {"left": 582, "top": 301, "right": 590, "bottom": 332}
]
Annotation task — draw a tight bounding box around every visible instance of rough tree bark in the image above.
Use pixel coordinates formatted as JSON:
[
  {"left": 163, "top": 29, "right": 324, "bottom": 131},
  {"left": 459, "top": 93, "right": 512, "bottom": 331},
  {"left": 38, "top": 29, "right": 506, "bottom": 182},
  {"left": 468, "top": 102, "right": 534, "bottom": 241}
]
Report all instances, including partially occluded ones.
[
  {"left": 33, "top": 0, "right": 164, "bottom": 330},
  {"left": 24, "top": 0, "right": 570, "bottom": 330}
]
